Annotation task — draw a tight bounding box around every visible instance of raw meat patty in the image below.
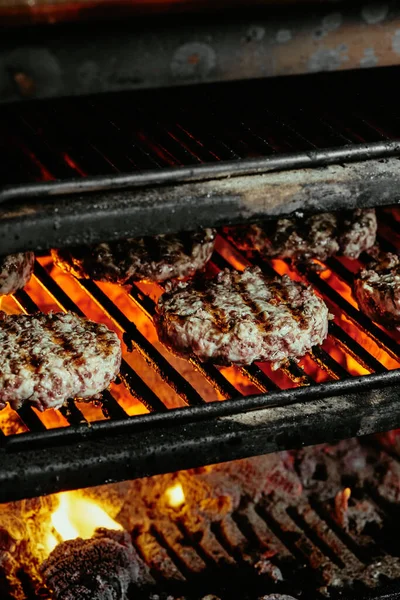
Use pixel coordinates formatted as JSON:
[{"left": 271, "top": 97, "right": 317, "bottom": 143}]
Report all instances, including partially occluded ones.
[
  {"left": 225, "top": 209, "right": 377, "bottom": 262},
  {"left": 354, "top": 252, "right": 400, "bottom": 327},
  {"left": 0, "top": 311, "right": 122, "bottom": 411},
  {"left": 155, "top": 266, "right": 329, "bottom": 367},
  {"left": 0, "top": 252, "right": 34, "bottom": 296},
  {"left": 51, "top": 229, "right": 216, "bottom": 284}
]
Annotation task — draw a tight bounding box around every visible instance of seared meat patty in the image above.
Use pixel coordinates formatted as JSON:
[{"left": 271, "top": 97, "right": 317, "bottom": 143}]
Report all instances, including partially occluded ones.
[
  {"left": 51, "top": 229, "right": 216, "bottom": 284},
  {"left": 155, "top": 266, "right": 329, "bottom": 367},
  {"left": 225, "top": 209, "right": 377, "bottom": 263},
  {"left": 354, "top": 252, "right": 400, "bottom": 327},
  {"left": 0, "top": 252, "right": 34, "bottom": 296},
  {"left": 0, "top": 312, "right": 121, "bottom": 411}
]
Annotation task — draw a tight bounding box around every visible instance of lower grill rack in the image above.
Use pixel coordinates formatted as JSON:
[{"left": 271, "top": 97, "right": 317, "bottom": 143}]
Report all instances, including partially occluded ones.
[
  {"left": 2, "top": 208, "right": 400, "bottom": 502},
  {"left": 5, "top": 435, "right": 400, "bottom": 600}
]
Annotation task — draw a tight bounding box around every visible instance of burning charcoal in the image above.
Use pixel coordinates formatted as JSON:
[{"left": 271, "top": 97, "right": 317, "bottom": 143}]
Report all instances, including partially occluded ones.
[
  {"left": 254, "top": 557, "right": 283, "bottom": 581},
  {"left": 41, "top": 528, "right": 152, "bottom": 600}
]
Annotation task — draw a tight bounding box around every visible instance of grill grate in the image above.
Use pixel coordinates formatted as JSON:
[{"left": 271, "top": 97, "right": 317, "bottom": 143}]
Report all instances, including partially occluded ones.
[
  {"left": 2, "top": 209, "right": 400, "bottom": 502},
  {"left": 2, "top": 67, "right": 400, "bottom": 255},
  {"left": 6, "top": 436, "right": 400, "bottom": 600}
]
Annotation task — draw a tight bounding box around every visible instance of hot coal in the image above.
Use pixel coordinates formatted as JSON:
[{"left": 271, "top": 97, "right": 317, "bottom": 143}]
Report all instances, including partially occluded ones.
[{"left": 41, "top": 528, "right": 152, "bottom": 600}]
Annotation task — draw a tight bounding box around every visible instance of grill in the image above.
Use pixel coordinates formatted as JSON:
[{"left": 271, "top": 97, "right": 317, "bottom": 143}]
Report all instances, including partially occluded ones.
[
  {"left": 2, "top": 66, "right": 400, "bottom": 503},
  {"left": 2, "top": 66, "right": 400, "bottom": 254},
  {"left": 6, "top": 435, "right": 400, "bottom": 600}
]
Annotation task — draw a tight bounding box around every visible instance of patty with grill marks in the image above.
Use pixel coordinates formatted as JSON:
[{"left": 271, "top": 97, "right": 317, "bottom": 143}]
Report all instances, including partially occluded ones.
[
  {"left": 0, "top": 252, "right": 34, "bottom": 296},
  {"left": 51, "top": 229, "right": 216, "bottom": 284},
  {"left": 354, "top": 252, "right": 400, "bottom": 327},
  {"left": 155, "top": 266, "right": 329, "bottom": 367},
  {"left": 225, "top": 209, "right": 377, "bottom": 263},
  {"left": 0, "top": 312, "right": 122, "bottom": 411}
]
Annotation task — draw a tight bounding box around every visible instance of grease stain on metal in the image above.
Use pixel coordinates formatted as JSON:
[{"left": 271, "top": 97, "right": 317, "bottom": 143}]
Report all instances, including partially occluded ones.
[
  {"left": 171, "top": 42, "right": 216, "bottom": 79},
  {"left": 276, "top": 29, "right": 292, "bottom": 44},
  {"left": 361, "top": 3, "right": 389, "bottom": 24},
  {"left": 392, "top": 29, "right": 400, "bottom": 54},
  {"left": 308, "top": 45, "right": 349, "bottom": 73},
  {"left": 360, "top": 47, "right": 378, "bottom": 67},
  {"left": 245, "top": 26, "right": 265, "bottom": 43}
]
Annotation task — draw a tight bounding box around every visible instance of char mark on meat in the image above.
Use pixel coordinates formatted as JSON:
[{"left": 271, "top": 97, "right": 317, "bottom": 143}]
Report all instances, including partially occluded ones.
[
  {"left": 155, "top": 266, "right": 329, "bottom": 367},
  {"left": 354, "top": 251, "right": 400, "bottom": 328},
  {"left": 225, "top": 209, "right": 377, "bottom": 264},
  {"left": 51, "top": 229, "right": 216, "bottom": 284},
  {"left": 0, "top": 311, "right": 121, "bottom": 411}
]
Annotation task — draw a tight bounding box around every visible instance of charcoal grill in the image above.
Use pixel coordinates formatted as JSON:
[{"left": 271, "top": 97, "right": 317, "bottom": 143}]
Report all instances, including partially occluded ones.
[{"left": 2, "top": 66, "right": 400, "bottom": 505}]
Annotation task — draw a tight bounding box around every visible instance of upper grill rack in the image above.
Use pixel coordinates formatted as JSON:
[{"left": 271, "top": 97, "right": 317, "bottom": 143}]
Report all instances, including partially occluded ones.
[
  {"left": 2, "top": 209, "right": 400, "bottom": 502},
  {"left": 1, "top": 66, "right": 400, "bottom": 188}
]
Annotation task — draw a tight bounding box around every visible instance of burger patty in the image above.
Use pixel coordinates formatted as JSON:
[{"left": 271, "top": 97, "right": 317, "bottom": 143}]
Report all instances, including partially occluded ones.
[
  {"left": 0, "top": 252, "right": 34, "bottom": 296},
  {"left": 0, "top": 312, "right": 122, "bottom": 411},
  {"left": 354, "top": 252, "right": 400, "bottom": 327},
  {"left": 225, "top": 209, "right": 377, "bottom": 263},
  {"left": 155, "top": 266, "right": 329, "bottom": 367},
  {"left": 51, "top": 229, "right": 216, "bottom": 284}
]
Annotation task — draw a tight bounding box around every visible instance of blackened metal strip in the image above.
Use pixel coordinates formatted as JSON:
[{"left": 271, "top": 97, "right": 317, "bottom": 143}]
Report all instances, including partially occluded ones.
[
  {"left": 328, "top": 322, "right": 386, "bottom": 374},
  {"left": 78, "top": 279, "right": 205, "bottom": 407},
  {"left": 5, "top": 372, "right": 400, "bottom": 502},
  {"left": 5, "top": 369, "right": 400, "bottom": 456},
  {"left": 2, "top": 141, "right": 400, "bottom": 204},
  {"left": 16, "top": 404, "right": 47, "bottom": 434},
  {"left": 118, "top": 361, "right": 167, "bottom": 414},
  {"left": 128, "top": 283, "right": 240, "bottom": 399},
  {"left": 33, "top": 261, "right": 168, "bottom": 413},
  {"left": 3, "top": 156, "right": 400, "bottom": 257},
  {"left": 98, "top": 390, "right": 128, "bottom": 420},
  {"left": 310, "top": 345, "right": 349, "bottom": 381}
]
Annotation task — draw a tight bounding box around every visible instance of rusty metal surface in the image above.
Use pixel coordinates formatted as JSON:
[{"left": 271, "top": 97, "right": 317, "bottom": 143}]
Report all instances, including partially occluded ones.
[{"left": 1, "top": 2, "right": 400, "bottom": 101}]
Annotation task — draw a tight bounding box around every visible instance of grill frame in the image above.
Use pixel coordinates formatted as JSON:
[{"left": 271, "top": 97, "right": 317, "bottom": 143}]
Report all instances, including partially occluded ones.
[{"left": 3, "top": 68, "right": 400, "bottom": 503}]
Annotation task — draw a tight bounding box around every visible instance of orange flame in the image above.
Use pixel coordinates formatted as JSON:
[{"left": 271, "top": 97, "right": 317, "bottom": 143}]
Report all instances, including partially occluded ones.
[
  {"left": 165, "top": 483, "right": 185, "bottom": 508},
  {"left": 45, "top": 491, "right": 123, "bottom": 555}
]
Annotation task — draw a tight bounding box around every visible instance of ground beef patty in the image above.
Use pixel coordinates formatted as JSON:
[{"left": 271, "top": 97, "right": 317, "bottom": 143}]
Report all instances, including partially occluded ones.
[
  {"left": 51, "top": 229, "right": 216, "bottom": 284},
  {"left": 0, "top": 312, "right": 121, "bottom": 411},
  {"left": 155, "top": 266, "right": 329, "bottom": 367},
  {"left": 225, "top": 209, "right": 377, "bottom": 263},
  {"left": 354, "top": 252, "right": 400, "bottom": 327},
  {"left": 0, "top": 252, "right": 34, "bottom": 296}
]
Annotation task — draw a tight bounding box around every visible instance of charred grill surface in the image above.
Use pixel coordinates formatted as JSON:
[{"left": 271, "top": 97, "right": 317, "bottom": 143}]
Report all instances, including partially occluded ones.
[
  {"left": 6, "top": 436, "right": 400, "bottom": 600},
  {"left": 1, "top": 209, "right": 400, "bottom": 503}
]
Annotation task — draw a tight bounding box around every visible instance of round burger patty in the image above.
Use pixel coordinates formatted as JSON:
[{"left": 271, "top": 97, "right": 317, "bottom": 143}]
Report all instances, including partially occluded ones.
[
  {"left": 51, "top": 229, "right": 216, "bottom": 284},
  {"left": 225, "top": 209, "right": 377, "bottom": 262},
  {"left": 0, "top": 312, "right": 122, "bottom": 411},
  {"left": 155, "top": 266, "right": 329, "bottom": 367},
  {"left": 0, "top": 252, "right": 34, "bottom": 296},
  {"left": 354, "top": 252, "right": 400, "bottom": 327}
]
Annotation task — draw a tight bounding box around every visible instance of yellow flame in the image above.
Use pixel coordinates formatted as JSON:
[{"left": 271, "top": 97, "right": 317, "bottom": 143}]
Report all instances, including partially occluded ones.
[
  {"left": 165, "top": 483, "right": 185, "bottom": 508},
  {"left": 343, "top": 487, "right": 351, "bottom": 501},
  {"left": 45, "top": 491, "right": 123, "bottom": 555}
]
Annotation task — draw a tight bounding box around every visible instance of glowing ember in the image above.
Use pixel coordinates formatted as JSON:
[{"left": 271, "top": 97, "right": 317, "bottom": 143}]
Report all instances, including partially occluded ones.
[
  {"left": 45, "top": 491, "right": 123, "bottom": 555},
  {"left": 165, "top": 482, "right": 185, "bottom": 508}
]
